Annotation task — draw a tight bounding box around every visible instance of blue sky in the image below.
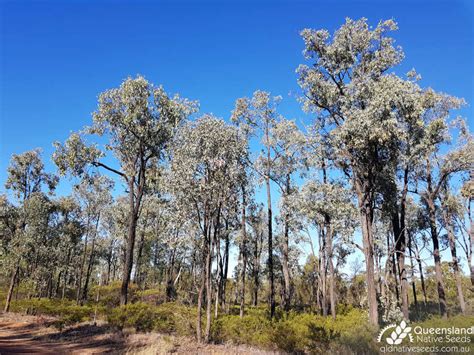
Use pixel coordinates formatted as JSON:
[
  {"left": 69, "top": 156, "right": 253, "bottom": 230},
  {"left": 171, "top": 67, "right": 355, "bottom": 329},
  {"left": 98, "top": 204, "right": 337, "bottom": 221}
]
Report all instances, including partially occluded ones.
[{"left": 1, "top": 0, "right": 473, "bottom": 272}]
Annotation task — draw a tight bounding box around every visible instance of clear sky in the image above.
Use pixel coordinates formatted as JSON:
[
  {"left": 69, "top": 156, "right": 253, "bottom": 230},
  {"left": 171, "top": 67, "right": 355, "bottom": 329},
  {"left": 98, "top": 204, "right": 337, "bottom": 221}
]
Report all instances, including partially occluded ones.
[{"left": 1, "top": 0, "right": 473, "bottom": 272}]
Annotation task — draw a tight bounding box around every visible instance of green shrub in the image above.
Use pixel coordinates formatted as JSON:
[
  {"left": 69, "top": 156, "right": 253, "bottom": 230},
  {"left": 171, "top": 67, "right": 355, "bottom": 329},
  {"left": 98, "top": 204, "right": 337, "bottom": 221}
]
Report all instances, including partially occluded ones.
[
  {"left": 136, "top": 287, "right": 166, "bottom": 305},
  {"left": 211, "top": 308, "right": 377, "bottom": 354},
  {"left": 155, "top": 302, "right": 197, "bottom": 336},
  {"left": 108, "top": 302, "right": 157, "bottom": 332},
  {"left": 271, "top": 313, "right": 338, "bottom": 353},
  {"left": 107, "top": 301, "right": 197, "bottom": 335},
  {"left": 92, "top": 281, "right": 138, "bottom": 308},
  {"left": 211, "top": 312, "right": 273, "bottom": 348},
  {"left": 9, "top": 298, "right": 92, "bottom": 329}
]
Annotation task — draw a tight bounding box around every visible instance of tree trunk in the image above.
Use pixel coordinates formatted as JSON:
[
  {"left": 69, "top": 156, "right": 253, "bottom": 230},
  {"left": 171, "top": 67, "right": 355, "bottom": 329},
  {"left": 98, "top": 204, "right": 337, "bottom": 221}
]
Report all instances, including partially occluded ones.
[
  {"left": 319, "top": 225, "right": 327, "bottom": 316},
  {"left": 4, "top": 262, "right": 20, "bottom": 312},
  {"left": 120, "top": 188, "right": 139, "bottom": 305},
  {"left": 205, "top": 226, "right": 213, "bottom": 342},
  {"left": 264, "top": 122, "right": 275, "bottom": 318},
  {"left": 322, "top": 163, "right": 335, "bottom": 319},
  {"left": 135, "top": 230, "right": 146, "bottom": 288},
  {"left": 414, "top": 240, "right": 428, "bottom": 305},
  {"left": 326, "top": 222, "right": 336, "bottom": 319},
  {"left": 166, "top": 248, "right": 177, "bottom": 301},
  {"left": 266, "top": 173, "right": 275, "bottom": 318},
  {"left": 76, "top": 216, "right": 90, "bottom": 303},
  {"left": 444, "top": 211, "right": 466, "bottom": 314},
  {"left": 390, "top": 166, "right": 409, "bottom": 319},
  {"left": 222, "top": 223, "right": 230, "bottom": 308},
  {"left": 427, "top": 198, "right": 447, "bottom": 318},
  {"left": 356, "top": 177, "right": 378, "bottom": 326},
  {"left": 106, "top": 240, "right": 114, "bottom": 285},
  {"left": 240, "top": 186, "right": 247, "bottom": 318},
  {"left": 82, "top": 235, "right": 96, "bottom": 302},
  {"left": 82, "top": 216, "right": 100, "bottom": 302},
  {"left": 407, "top": 232, "right": 418, "bottom": 309},
  {"left": 197, "top": 265, "right": 205, "bottom": 343},
  {"left": 281, "top": 174, "right": 292, "bottom": 312},
  {"left": 55, "top": 270, "right": 62, "bottom": 298},
  {"left": 252, "top": 231, "right": 261, "bottom": 307}
]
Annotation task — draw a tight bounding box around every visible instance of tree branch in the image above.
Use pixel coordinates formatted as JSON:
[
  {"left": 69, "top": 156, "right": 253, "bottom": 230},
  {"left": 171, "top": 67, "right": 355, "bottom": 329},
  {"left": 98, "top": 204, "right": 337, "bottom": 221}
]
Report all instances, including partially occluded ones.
[{"left": 92, "top": 161, "right": 128, "bottom": 182}]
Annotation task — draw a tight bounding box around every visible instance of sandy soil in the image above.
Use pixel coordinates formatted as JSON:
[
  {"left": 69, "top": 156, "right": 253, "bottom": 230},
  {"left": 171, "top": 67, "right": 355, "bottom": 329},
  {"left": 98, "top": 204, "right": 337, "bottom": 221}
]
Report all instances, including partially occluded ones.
[{"left": 0, "top": 313, "right": 278, "bottom": 354}]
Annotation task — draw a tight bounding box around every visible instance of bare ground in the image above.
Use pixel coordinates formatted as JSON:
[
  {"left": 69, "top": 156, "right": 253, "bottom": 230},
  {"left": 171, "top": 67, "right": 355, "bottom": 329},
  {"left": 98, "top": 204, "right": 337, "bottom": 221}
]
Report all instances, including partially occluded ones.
[{"left": 0, "top": 313, "right": 279, "bottom": 354}]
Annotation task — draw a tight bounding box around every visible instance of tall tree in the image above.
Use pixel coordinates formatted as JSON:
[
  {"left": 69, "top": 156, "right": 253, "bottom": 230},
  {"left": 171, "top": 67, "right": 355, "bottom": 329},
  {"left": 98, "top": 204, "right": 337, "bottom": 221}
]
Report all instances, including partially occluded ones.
[
  {"left": 232, "top": 90, "right": 281, "bottom": 318},
  {"left": 271, "top": 118, "right": 305, "bottom": 311},
  {"left": 297, "top": 19, "right": 406, "bottom": 325},
  {"left": 411, "top": 111, "right": 472, "bottom": 318},
  {"left": 3, "top": 149, "right": 57, "bottom": 312},
  {"left": 53, "top": 76, "right": 197, "bottom": 305},
  {"left": 170, "top": 115, "right": 247, "bottom": 342},
  {"left": 73, "top": 174, "right": 113, "bottom": 303},
  {"left": 440, "top": 184, "right": 466, "bottom": 314},
  {"left": 290, "top": 179, "right": 356, "bottom": 319}
]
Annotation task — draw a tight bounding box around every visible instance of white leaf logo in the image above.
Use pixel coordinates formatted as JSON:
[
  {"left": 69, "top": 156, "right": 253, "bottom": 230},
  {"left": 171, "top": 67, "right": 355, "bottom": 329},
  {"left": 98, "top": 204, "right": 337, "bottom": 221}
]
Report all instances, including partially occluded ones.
[{"left": 378, "top": 321, "right": 413, "bottom": 345}]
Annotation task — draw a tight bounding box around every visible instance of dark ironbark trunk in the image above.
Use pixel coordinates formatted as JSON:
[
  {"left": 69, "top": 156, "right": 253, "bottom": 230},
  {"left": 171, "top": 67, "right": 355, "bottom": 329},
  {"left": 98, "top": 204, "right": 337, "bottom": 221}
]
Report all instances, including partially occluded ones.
[
  {"left": 355, "top": 177, "right": 378, "bottom": 326},
  {"left": 407, "top": 232, "right": 418, "bottom": 309},
  {"left": 4, "top": 262, "right": 20, "bottom": 312},
  {"left": 282, "top": 174, "right": 291, "bottom": 312},
  {"left": 120, "top": 172, "right": 144, "bottom": 305},
  {"left": 240, "top": 186, "right": 247, "bottom": 318}
]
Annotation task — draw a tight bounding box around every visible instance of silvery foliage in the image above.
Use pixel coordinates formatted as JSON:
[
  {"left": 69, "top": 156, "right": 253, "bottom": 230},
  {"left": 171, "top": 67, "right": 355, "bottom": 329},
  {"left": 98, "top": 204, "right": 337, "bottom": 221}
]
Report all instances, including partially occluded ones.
[
  {"left": 6, "top": 149, "right": 58, "bottom": 201},
  {"left": 288, "top": 180, "right": 357, "bottom": 245},
  {"left": 3, "top": 150, "right": 58, "bottom": 270},
  {"left": 73, "top": 174, "right": 114, "bottom": 233},
  {"left": 170, "top": 115, "right": 247, "bottom": 236},
  {"left": 231, "top": 90, "right": 281, "bottom": 185},
  {"left": 53, "top": 75, "right": 198, "bottom": 180},
  {"left": 297, "top": 18, "right": 435, "bottom": 185}
]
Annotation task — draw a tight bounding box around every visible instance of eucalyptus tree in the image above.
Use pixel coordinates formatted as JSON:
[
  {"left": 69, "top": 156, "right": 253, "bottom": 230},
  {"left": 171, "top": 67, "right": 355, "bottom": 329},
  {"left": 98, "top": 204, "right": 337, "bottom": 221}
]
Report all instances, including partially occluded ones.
[
  {"left": 53, "top": 196, "right": 83, "bottom": 298},
  {"left": 3, "top": 149, "right": 57, "bottom": 312},
  {"left": 296, "top": 17, "right": 459, "bottom": 325},
  {"left": 231, "top": 90, "right": 281, "bottom": 318},
  {"left": 290, "top": 180, "right": 356, "bottom": 319},
  {"left": 271, "top": 118, "right": 305, "bottom": 311},
  {"left": 21, "top": 192, "right": 56, "bottom": 298},
  {"left": 0, "top": 195, "right": 18, "bottom": 263},
  {"left": 410, "top": 111, "right": 472, "bottom": 318},
  {"left": 247, "top": 203, "right": 266, "bottom": 306},
  {"left": 379, "top": 71, "right": 427, "bottom": 319},
  {"left": 439, "top": 184, "right": 466, "bottom": 314},
  {"left": 73, "top": 174, "right": 113, "bottom": 303},
  {"left": 170, "top": 115, "right": 247, "bottom": 342},
  {"left": 101, "top": 197, "right": 130, "bottom": 285},
  {"left": 53, "top": 76, "right": 198, "bottom": 305},
  {"left": 215, "top": 203, "right": 239, "bottom": 313}
]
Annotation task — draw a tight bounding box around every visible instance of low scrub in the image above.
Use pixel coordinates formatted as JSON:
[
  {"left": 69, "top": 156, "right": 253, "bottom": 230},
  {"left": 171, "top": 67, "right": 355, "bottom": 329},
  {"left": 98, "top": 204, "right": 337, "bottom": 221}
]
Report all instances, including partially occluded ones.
[
  {"left": 212, "top": 307, "right": 377, "bottom": 354},
  {"left": 92, "top": 281, "right": 139, "bottom": 308},
  {"left": 107, "top": 301, "right": 196, "bottom": 336},
  {"left": 9, "top": 298, "right": 92, "bottom": 329},
  {"left": 212, "top": 310, "right": 273, "bottom": 348}
]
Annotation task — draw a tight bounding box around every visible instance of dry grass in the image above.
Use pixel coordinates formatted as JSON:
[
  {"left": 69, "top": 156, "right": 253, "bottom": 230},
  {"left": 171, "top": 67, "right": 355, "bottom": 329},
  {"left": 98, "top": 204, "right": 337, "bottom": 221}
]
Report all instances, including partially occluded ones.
[{"left": 1, "top": 312, "right": 280, "bottom": 354}]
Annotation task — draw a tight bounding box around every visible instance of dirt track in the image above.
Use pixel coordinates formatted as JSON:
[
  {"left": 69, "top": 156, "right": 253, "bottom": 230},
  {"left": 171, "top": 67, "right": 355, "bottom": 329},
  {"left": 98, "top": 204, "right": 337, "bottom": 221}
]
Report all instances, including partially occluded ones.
[
  {"left": 0, "top": 313, "right": 278, "bottom": 354},
  {"left": 0, "top": 314, "right": 122, "bottom": 354}
]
